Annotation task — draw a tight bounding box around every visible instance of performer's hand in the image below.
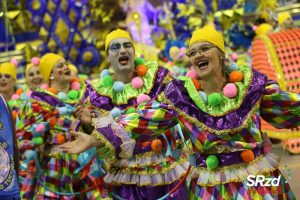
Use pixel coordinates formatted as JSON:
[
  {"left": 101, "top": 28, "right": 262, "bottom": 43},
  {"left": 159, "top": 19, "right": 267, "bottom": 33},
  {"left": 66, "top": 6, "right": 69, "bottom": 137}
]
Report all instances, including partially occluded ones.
[
  {"left": 59, "top": 131, "right": 102, "bottom": 153},
  {"left": 73, "top": 104, "right": 92, "bottom": 125}
]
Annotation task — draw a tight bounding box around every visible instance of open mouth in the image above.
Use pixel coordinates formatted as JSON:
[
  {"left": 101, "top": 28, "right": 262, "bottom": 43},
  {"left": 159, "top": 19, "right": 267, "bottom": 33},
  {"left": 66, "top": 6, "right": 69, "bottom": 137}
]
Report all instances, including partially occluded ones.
[
  {"left": 64, "top": 70, "right": 71, "bottom": 76},
  {"left": 119, "top": 56, "right": 129, "bottom": 65},
  {"left": 0, "top": 82, "right": 7, "bottom": 87},
  {"left": 196, "top": 59, "right": 209, "bottom": 70},
  {"left": 32, "top": 78, "right": 43, "bottom": 85}
]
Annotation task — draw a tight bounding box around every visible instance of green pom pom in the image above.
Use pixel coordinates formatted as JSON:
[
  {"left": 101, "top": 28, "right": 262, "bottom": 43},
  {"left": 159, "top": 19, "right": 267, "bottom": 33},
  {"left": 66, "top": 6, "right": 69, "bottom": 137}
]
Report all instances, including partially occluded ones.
[
  {"left": 8, "top": 100, "right": 15, "bottom": 108},
  {"left": 32, "top": 137, "right": 43, "bottom": 145},
  {"left": 207, "top": 93, "right": 222, "bottom": 106},
  {"left": 102, "top": 75, "right": 113, "bottom": 87},
  {"left": 68, "top": 90, "right": 79, "bottom": 100},
  {"left": 206, "top": 155, "right": 219, "bottom": 170},
  {"left": 126, "top": 107, "right": 136, "bottom": 114},
  {"left": 134, "top": 57, "right": 145, "bottom": 66}
]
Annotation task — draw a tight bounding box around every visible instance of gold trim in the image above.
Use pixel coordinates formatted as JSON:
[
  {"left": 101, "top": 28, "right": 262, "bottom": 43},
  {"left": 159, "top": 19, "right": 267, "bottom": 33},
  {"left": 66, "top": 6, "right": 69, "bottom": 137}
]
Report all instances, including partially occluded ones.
[
  {"left": 257, "top": 35, "right": 287, "bottom": 90},
  {"left": 160, "top": 93, "right": 262, "bottom": 135},
  {"left": 91, "top": 129, "right": 117, "bottom": 166}
]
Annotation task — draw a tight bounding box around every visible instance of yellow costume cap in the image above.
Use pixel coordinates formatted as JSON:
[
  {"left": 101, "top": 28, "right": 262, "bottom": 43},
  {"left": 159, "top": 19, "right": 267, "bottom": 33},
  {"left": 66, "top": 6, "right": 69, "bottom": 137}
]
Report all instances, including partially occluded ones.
[
  {"left": 255, "top": 23, "right": 273, "bottom": 35},
  {"left": 278, "top": 12, "right": 292, "bottom": 25},
  {"left": 105, "top": 29, "right": 133, "bottom": 52},
  {"left": 189, "top": 25, "right": 225, "bottom": 53},
  {"left": 68, "top": 64, "right": 78, "bottom": 74},
  {"left": 0, "top": 62, "right": 17, "bottom": 80},
  {"left": 39, "top": 53, "right": 63, "bottom": 81}
]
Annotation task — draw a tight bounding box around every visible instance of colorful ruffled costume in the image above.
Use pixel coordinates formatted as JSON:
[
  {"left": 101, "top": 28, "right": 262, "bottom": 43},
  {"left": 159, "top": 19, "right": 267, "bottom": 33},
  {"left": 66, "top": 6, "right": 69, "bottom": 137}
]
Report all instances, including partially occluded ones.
[
  {"left": 16, "top": 52, "right": 111, "bottom": 199},
  {"left": 114, "top": 63, "right": 297, "bottom": 199},
  {"left": 83, "top": 59, "right": 190, "bottom": 200}
]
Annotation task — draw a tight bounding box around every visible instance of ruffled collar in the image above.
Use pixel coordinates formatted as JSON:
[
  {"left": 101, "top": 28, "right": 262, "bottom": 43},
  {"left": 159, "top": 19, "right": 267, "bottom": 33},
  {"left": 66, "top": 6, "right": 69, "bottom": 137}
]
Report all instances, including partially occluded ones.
[{"left": 91, "top": 61, "right": 159, "bottom": 105}]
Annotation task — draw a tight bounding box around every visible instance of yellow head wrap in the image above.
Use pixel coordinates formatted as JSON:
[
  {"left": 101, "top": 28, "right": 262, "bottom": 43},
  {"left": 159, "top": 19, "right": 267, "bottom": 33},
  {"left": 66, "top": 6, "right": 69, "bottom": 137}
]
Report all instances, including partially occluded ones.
[
  {"left": 39, "top": 53, "right": 63, "bottom": 81},
  {"left": 255, "top": 23, "right": 273, "bottom": 35},
  {"left": 189, "top": 25, "right": 225, "bottom": 53},
  {"left": 0, "top": 62, "right": 17, "bottom": 80},
  {"left": 105, "top": 29, "right": 133, "bottom": 52},
  {"left": 68, "top": 64, "right": 78, "bottom": 74},
  {"left": 278, "top": 12, "right": 292, "bottom": 25}
]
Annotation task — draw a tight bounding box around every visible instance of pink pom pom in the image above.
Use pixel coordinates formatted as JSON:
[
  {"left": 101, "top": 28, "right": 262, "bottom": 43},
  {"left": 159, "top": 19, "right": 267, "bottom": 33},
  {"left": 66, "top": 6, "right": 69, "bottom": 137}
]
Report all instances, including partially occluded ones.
[
  {"left": 137, "top": 94, "right": 151, "bottom": 104},
  {"left": 10, "top": 58, "right": 18, "bottom": 67},
  {"left": 263, "top": 136, "right": 272, "bottom": 154},
  {"left": 71, "top": 81, "right": 80, "bottom": 90},
  {"left": 223, "top": 83, "right": 238, "bottom": 98},
  {"left": 186, "top": 69, "right": 198, "bottom": 79},
  {"left": 31, "top": 57, "right": 40, "bottom": 65},
  {"left": 131, "top": 77, "right": 144, "bottom": 89},
  {"left": 40, "top": 83, "right": 49, "bottom": 89},
  {"left": 11, "top": 94, "right": 20, "bottom": 100},
  {"left": 231, "top": 53, "right": 238, "bottom": 61},
  {"left": 57, "top": 118, "right": 64, "bottom": 126},
  {"left": 26, "top": 90, "right": 32, "bottom": 97},
  {"left": 35, "top": 124, "right": 45, "bottom": 133}
]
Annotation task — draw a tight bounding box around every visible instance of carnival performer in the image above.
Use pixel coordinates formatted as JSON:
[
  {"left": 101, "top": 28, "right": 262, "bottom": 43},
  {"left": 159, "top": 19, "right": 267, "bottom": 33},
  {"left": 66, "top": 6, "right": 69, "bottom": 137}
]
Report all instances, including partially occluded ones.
[
  {"left": 25, "top": 57, "right": 44, "bottom": 91},
  {"left": 16, "top": 53, "right": 113, "bottom": 199},
  {"left": 277, "top": 12, "right": 294, "bottom": 31},
  {"left": 64, "top": 25, "right": 297, "bottom": 199},
  {"left": 62, "top": 29, "right": 190, "bottom": 200},
  {"left": 0, "top": 60, "right": 18, "bottom": 103}
]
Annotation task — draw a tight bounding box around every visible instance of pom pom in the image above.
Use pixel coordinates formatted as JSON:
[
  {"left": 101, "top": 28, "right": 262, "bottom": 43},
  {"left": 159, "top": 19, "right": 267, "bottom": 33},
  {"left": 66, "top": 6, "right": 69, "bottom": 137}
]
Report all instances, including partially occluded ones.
[
  {"left": 26, "top": 90, "right": 32, "bottom": 97},
  {"left": 48, "top": 117, "right": 57, "bottom": 128},
  {"left": 227, "top": 63, "right": 238, "bottom": 73},
  {"left": 102, "top": 75, "right": 113, "bottom": 87},
  {"left": 192, "top": 79, "right": 201, "bottom": 90},
  {"left": 113, "top": 81, "right": 125, "bottom": 92},
  {"left": 32, "top": 137, "right": 43, "bottom": 145},
  {"left": 70, "top": 77, "right": 79, "bottom": 84},
  {"left": 57, "top": 118, "right": 65, "bottom": 126},
  {"left": 12, "top": 111, "right": 17, "bottom": 120},
  {"left": 35, "top": 124, "right": 45, "bottom": 133},
  {"left": 10, "top": 58, "right": 19, "bottom": 66},
  {"left": 231, "top": 53, "right": 238, "bottom": 61},
  {"left": 137, "top": 94, "right": 150, "bottom": 104},
  {"left": 207, "top": 93, "right": 222, "bottom": 106},
  {"left": 151, "top": 139, "right": 162, "bottom": 153},
  {"left": 71, "top": 81, "right": 80, "bottom": 90},
  {"left": 11, "top": 94, "right": 20, "bottom": 100},
  {"left": 229, "top": 71, "right": 244, "bottom": 82},
  {"left": 48, "top": 87, "right": 58, "bottom": 94},
  {"left": 136, "top": 65, "right": 148, "bottom": 76},
  {"left": 240, "top": 150, "right": 255, "bottom": 163},
  {"left": 125, "top": 107, "right": 136, "bottom": 114},
  {"left": 186, "top": 70, "right": 198, "bottom": 79},
  {"left": 198, "top": 91, "right": 207, "bottom": 103},
  {"left": 57, "top": 107, "right": 68, "bottom": 115},
  {"left": 206, "top": 155, "right": 219, "bottom": 170},
  {"left": 223, "top": 83, "right": 238, "bottom": 98},
  {"left": 58, "top": 92, "right": 68, "bottom": 101},
  {"left": 68, "top": 90, "right": 79, "bottom": 100},
  {"left": 134, "top": 57, "right": 145, "bottom": 66},
  {"left": 100, "top": 69, "right": 110, "bottom": 78},
  {"left": 131, "top": 77, "right": 144, "bottom": 89},
  {"left": 110, "top": 107, "right": 122, "bottom": 118},
  {"left": 40, "top": 83, "right": 49, "bottom": 89},
  {"left": 31, "top": 57, "right": 40, "bottom": 65},
  {"left": 15, "top": 88, "right": 23, "bottom": 95},
  {"left": 56, "top": 133, "right": 66, "bottom": 144}
]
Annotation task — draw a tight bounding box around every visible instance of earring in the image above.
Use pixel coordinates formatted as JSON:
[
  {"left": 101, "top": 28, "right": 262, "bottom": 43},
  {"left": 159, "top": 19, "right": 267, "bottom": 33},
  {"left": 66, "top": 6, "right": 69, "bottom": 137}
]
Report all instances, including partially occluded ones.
[{"left": 49, "top": 76, "right": 54, "bottom": 80}]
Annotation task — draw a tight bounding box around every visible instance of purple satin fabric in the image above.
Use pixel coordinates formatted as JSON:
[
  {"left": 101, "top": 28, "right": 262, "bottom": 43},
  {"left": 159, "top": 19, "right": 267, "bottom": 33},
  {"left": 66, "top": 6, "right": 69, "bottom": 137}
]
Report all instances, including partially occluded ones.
[
  {"left": 195, "top": 148, "right": 262, "bottom": 167},
  {"left": 96, "top": 126, "right": 122, "bottom": 155},
  {"left": 87, "top": 66, "right": 169, "bottom": 111},
  {"left": 164, "top": 69, "right": 268, "bottom": 131},
  {"left": 31, "top": 91, "right": 66, "bottom": 107},
  {"left": 112, "top": 180, "right": 188, "bottom": 200}
]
